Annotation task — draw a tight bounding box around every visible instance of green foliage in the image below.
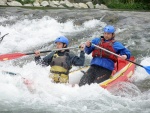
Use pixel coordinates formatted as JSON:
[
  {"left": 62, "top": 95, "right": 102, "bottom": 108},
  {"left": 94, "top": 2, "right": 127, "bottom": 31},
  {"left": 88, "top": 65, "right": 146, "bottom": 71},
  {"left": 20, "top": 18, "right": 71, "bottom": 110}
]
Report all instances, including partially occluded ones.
[
  {"left": 108, "top": 3, "right": 149, "bottom": 10},
  {"left": 16, "top": 0, "right": 35, "bottom": 5},
  {"left": 100, "top": 0, "right": 150, "bottom": 10},
  {"left": 101, "top": 0, "right": 150, "bottom": 4}
]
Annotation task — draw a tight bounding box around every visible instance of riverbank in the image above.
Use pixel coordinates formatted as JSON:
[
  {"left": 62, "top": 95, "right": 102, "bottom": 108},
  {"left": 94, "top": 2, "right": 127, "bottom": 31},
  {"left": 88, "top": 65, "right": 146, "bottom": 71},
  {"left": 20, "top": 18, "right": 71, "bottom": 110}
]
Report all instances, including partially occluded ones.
[{"left": 0, "top": 0, "right": 108, "bottom": 9}]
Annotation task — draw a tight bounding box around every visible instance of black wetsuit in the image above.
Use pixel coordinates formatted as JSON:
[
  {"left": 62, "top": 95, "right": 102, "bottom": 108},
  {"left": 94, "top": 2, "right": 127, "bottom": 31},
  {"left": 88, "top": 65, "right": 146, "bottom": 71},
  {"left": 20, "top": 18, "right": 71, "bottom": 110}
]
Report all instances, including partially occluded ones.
[{"left": 35, "top": 50, "right": 85, "bottom": 68}]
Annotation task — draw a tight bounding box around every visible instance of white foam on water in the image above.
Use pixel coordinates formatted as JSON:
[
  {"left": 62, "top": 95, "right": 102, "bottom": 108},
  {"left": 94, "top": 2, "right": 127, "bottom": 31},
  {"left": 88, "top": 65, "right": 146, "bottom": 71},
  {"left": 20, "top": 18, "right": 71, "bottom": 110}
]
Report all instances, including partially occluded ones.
[
  {"left": 0, "top": 16, "right": 150, "bottom": 112},
  {"left": 131, "top": 57, "right": 150, "bottom": 82},
  {"left": 0, "top": 16, "right": 86, "bottom": 53}
]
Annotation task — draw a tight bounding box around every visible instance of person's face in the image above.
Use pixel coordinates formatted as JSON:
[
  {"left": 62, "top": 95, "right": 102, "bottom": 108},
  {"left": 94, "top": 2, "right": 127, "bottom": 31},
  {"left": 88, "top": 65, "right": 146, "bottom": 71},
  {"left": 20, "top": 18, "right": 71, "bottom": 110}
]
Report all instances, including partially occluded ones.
[
  {"left": 103, "top": 32, "right": 114, "bottom": 40},
  {"left": 56, "top": 42, "right": 65, "bottom": 48}
]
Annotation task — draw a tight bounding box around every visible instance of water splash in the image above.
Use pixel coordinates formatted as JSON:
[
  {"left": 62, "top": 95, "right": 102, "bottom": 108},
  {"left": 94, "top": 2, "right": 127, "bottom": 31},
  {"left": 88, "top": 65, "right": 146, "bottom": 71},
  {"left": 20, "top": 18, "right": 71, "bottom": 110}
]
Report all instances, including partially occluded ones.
[{"left": 0, "top": 13, "right": 150, "bottom": 112}]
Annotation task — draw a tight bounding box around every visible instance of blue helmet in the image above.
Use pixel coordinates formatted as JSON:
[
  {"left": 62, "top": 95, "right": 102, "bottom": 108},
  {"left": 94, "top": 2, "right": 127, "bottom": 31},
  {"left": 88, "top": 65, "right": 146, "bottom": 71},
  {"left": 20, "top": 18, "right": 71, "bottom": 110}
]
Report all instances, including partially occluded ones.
[
  {"left": 54, "top": 36, "right": 69, "bottom": 46},
  {"left": 103, "top": 25, "right": 115, "bottom": 33}
]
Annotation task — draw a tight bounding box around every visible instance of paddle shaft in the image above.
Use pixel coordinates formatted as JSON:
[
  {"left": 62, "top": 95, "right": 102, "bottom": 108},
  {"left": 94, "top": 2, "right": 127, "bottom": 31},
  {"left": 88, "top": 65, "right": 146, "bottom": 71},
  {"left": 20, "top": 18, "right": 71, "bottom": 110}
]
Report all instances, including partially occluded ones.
[
  {"left": 0, "top": 46, "right": 79, "bottom": 61},
  {"left": 92, "top": 44, "right": 144, "bottom": 68},
  {"left": 26, "top": 46, "right": 78, "bottom": 55},
  {"left": 0, "top": 33, "right": 9, "bottom": 43},
  {"left": 2, "top": 70, "right": 21, "bottom": 76}
]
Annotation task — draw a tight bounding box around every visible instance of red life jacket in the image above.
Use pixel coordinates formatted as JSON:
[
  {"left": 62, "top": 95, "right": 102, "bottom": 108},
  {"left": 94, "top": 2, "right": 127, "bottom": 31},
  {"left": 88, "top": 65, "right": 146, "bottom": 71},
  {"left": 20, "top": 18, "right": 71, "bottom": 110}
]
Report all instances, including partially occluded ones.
[{"left": 92, "top": 38, "right": 118, "bottom": 62}]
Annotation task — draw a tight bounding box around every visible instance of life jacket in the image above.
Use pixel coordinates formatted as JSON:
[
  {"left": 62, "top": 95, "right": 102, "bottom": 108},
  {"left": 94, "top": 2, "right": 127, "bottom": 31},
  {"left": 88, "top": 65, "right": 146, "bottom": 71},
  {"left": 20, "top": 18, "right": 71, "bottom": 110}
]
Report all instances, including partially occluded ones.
[
  {"left": 50, "top": 52, "right": 70, "bottom": 75},
  {"left": 92, "top": 38, "right": 118, "bottom": 62}
]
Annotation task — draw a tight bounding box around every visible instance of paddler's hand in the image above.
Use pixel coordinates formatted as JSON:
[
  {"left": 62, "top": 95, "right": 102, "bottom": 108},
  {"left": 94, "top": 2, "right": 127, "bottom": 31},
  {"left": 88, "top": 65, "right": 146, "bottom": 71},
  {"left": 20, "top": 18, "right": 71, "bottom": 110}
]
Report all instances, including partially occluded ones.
[
  {"left": 35, "top": 51, "right": 40, "bottom": 57},
  {"left": 120, "top": 55, "right": 127, "bottom": 59},
  {"left": 91, "top": 37, "right": 101, "bottom": 45},
  {"left": 79, "top": 44, "right": 85, "bottom": 51},
  {"left": 85, "top": 41, "right": 91, "bottom": 47}
]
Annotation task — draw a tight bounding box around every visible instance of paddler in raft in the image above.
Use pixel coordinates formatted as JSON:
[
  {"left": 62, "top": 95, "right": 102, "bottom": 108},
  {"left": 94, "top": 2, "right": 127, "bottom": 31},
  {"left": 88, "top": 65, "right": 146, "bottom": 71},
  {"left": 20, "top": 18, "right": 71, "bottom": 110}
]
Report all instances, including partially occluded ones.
[
  {"left": 34, "top": 36, "right": 85, "bottom": 83},
  {"left": 79, "top": 25, "right": 131, "bottom": 86}
]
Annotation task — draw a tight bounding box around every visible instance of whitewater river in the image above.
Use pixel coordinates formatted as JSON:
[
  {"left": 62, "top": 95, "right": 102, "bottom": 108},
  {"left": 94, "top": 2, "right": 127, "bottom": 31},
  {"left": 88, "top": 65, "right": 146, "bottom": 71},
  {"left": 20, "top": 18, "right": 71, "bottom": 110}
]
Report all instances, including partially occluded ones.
[{"left": 0, "top": 7, "right": 150, "bottom": 113}]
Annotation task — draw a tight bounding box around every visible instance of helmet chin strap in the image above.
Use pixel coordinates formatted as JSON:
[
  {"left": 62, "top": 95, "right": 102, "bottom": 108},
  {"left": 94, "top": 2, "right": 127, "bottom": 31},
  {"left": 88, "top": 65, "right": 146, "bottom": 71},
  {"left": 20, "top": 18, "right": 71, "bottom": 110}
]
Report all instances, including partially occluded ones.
[
  {"left": 63, "top": 43, "right": 67, "bottom": 48},
  {"left": 58, "top": 44, "right": 66, "bottom": 52}
]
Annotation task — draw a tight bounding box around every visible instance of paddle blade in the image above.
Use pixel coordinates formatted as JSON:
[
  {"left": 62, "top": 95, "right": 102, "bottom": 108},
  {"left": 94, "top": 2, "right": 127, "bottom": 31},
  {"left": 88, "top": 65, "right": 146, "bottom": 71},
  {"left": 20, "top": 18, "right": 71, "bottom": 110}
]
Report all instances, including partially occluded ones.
[
  {"left": 144, "top": 66, "right": 150, "bottom": 74},
  {"left": 0, "top": 53, "right": 26, "bottom": 61}
]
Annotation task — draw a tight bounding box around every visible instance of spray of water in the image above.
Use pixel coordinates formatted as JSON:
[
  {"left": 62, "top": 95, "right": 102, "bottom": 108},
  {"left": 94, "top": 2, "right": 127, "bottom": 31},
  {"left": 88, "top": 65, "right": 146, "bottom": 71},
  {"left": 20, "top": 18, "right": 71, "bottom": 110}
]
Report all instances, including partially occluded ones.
[{"left": 0, "top": 16, "right": 150, "bottom": 112}]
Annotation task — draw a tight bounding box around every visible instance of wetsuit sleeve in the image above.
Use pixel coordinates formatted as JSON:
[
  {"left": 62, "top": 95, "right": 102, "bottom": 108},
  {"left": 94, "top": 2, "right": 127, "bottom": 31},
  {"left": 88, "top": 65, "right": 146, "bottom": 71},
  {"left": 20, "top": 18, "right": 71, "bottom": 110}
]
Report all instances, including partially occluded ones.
[
  {"left": 34, "top": 52, "right": 55, "bottom": 66},
  {"left": 85, "top": 45, "right": 95, "bottom": 54},
  {"left": 113, "top": 42, "right": 131, "bottom": 59},
  {"left": 91, "top": 37, "right": 101, "bottom": 45},
  {"left": 69, "top": 51, "right": 85, "bottom": 66},
  {"left": 85, "top": 37, "right": 100, "bottom": 54}
]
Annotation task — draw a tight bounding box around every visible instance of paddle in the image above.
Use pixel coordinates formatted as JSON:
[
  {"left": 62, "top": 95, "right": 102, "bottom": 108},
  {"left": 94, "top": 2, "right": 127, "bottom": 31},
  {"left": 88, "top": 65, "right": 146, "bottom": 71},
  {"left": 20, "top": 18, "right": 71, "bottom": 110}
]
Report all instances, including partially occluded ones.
[
  {"left": 2, "top": 70, "right": 21, "bottom": 76},
  {"left": 0, "top": 46, "right": 78, "bottom": 61},
  {"left": 92, "top": 43, "right": 150, "bottom": 74},
  {"left": 1, "top": 70, "right": 35, "bottom": 93},
  {"left": 0, "top": 33, "right": 9, "bottom": 43}
]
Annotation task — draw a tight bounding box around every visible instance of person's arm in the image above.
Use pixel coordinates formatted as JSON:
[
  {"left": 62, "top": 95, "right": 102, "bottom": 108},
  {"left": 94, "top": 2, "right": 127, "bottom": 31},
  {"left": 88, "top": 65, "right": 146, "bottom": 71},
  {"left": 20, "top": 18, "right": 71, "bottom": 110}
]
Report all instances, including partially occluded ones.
[
  {"left": 85, "top": 37, "right": 101, "bottom": 54},
  {"left": 84, "top": 46, "right": 94, "bottom": 54},
  {"left": 69, "top": 50, "right": 85, "bottom": 66},
  {"left": 34, "top": 52, "right": 55, "bottom": 66},
  {"left": 113, "top": 42, "right": 131, "bottom": 59}
]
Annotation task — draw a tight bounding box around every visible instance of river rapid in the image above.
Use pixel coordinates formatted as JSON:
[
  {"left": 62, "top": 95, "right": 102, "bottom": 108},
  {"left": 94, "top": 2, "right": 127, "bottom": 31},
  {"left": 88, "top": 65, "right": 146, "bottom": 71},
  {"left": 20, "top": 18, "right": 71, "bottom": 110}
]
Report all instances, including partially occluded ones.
[{"left": 0, "top": 7, "right": 150, "bottom": 113}]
